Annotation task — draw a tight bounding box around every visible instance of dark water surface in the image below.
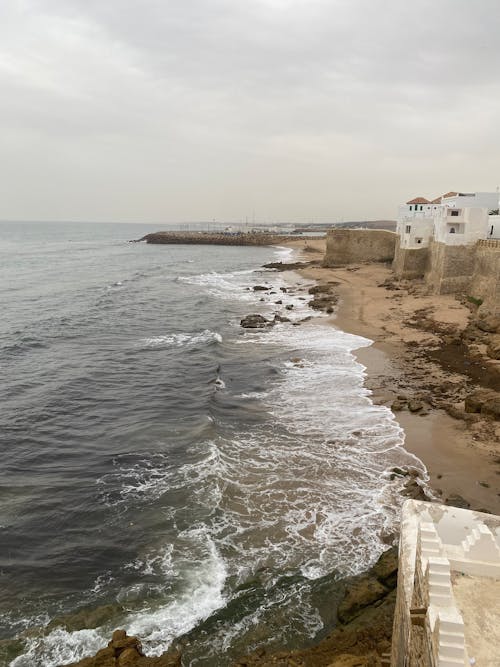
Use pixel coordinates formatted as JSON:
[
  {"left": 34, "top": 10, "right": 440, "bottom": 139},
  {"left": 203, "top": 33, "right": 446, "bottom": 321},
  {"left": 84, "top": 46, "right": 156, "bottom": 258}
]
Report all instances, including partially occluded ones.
[{"left": 0, "top": 222, "right": 422, "bottom": 666}]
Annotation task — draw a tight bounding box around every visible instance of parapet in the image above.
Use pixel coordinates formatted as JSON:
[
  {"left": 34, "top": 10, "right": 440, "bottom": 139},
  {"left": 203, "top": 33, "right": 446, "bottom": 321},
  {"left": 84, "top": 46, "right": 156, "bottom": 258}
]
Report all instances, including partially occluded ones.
[{"left": 391, "top": 500, "right": 500, "bottom": 666}]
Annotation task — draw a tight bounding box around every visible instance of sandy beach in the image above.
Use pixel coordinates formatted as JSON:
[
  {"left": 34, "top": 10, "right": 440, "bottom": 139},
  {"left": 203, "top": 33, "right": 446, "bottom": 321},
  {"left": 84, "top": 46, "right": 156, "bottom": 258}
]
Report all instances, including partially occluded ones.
[{"left": 283, "top": 237, "right": 500, "bottom": 516}]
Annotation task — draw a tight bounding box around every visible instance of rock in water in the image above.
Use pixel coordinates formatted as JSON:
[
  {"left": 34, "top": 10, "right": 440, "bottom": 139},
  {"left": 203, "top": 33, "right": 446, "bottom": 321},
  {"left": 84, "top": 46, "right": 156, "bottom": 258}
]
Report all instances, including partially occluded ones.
[
  {"left": 240, "top": 314, "right": 271, "bottom": 329},
  {"left": 62, "top": 630, "right": 181, "bottom": 666}
]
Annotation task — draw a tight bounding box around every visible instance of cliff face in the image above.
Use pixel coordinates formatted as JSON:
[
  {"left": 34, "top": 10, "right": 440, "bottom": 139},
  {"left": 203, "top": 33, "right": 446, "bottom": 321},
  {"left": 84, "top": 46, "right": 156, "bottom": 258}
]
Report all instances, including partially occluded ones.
[{"left": 323, "top": 229, "right": 397, "bottom": 268}]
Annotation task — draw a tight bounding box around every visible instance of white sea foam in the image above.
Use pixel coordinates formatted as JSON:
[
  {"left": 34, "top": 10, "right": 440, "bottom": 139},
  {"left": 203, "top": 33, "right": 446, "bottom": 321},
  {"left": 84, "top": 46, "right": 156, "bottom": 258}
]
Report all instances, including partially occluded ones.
[
  {"left": 12, "top": 245, "right": 427, "bottom": 665},
  {"left": 138, "top": 329, "right": 222, "bottom": 349},
  {"left": 125, "top": 531, "right": 227, "bottom": 655},
  {"left": 11, "top": 628, "right": 106, "bottom": 667}
]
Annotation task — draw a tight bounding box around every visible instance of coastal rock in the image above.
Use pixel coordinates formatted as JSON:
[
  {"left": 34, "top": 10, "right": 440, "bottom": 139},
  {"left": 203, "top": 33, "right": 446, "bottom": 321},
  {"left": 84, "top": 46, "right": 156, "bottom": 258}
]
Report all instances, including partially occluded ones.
[
  {"left": 445, "top": 494, "right": 470, "bottom": 509},
  {"left": 63, "top": 630, "right": 181, "bottom": 667},
  {"left": 476, "top": 312, "right": 500, "bottom": 333},
  {"left": 407, "top": 399, "right": 424, "bottom": 413},
  {"left": 464, "top": 388, "right": 498, "bottom": 413},
  {"left": 253, "top": 285, "right": 269, "bottom": 291},
  {"left": 309, "top": 294, "right": 339, "bottom": 311},
  {"left": 337, "top": 576, "right": 388, "bottom": 624},
  {"left": 262, "top": 261, "right": 309, "bottom": 271},
  {"left": 486, "top": 334, "right": 500, "bottom": 359},
  {"left": 370, "top": 546, "right": 398, "bottom": 587},
  {"left": 308, "top": 284, "right": 332, "bottom": 295},
  {"left": 391, "top": 399, "right": 405, "bottom": 412},
  {"left": 240, "top": 314, "right": 271, "bottom": 329},
  {"left": 482, "top": 397, "right": 500, "bottom": 420}
]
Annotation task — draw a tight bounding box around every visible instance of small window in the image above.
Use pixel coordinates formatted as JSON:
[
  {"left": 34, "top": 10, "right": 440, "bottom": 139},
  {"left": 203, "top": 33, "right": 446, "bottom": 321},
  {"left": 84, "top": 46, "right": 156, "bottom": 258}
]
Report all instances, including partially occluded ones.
[
  {"left": 409, "top": 205, "right": 413, "bottom": 211},
  {"left": 416, "top": 238, "right": 423, "bottom": 244},
  {"left": 449, "top": 227, "right": 456, "bottom": 234},
  {"left": 420, "top": 205, "right": 423, "bottom": 211},
  {"left": 449, "top": 209, "right": 460, "bottom": 217},
  {"left": 405, "top": 225, "right": 411, "bottom": 234}
]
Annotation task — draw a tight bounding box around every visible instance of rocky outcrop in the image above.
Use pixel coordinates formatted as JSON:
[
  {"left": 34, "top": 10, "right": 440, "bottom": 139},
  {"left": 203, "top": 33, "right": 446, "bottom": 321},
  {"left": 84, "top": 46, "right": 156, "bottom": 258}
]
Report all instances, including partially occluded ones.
[
  {"left": 486, "top": 334, "right": 500, "bottom": 359},
  {"left": 262, "top": 261, "right": 312, "bottom": 271},
  {"left": 64, "top": 630, "right": 181, "bottom": 667},
  {"left": 307, "top": 283, "right": 340, "bottom": 313},
  {"left": 233, "top": 548, "right": 398, "bottom": 666},
  {"left": 465, "top": 388, "right": 500, "bottom": 420},
  {"left": 240, "top": 314, "right": 271, "bottom": 328},
  {"left": 476, "top": 311, "right": 500, "bottom": 333}
]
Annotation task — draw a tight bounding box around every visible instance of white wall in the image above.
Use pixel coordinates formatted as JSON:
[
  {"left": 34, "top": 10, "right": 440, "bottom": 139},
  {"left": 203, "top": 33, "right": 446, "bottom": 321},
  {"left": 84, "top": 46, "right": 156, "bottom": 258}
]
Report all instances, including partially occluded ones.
[
  {"left": 397, "top": 216, "right": 434, "bottom": 248},
  {"left": 434, "top": 207, "right": 488, "bottom": 245}
]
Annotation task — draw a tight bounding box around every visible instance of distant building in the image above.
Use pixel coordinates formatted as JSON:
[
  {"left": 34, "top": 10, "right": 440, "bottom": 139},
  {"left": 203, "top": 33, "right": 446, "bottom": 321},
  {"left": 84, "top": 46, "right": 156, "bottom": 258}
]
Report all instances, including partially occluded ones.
[
  {"left": 397, "top": 191, "right": 499, "bottom": 250},
  {"left": 393, "top": 190, "right": 500, "bottom": 296}
]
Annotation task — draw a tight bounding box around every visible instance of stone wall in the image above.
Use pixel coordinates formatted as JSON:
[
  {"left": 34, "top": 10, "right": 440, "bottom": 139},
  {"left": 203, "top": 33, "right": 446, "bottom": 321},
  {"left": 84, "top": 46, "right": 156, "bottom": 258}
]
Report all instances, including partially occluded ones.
[
  {"left": 424, "top": 241, "right": 476, "bottom": 294},
  {"left": 323, "top": 229, "right": 397, "bottom": 267},
  {"left": 469, "top": 240, "right": 500, "bottom": 315},
  {"left": 392, "top": 239, "right": 429, "bottom": 279}
]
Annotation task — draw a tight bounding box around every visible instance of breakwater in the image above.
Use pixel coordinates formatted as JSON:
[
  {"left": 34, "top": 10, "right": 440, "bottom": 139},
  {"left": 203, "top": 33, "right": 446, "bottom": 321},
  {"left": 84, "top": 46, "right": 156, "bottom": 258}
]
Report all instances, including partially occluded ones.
[{"left": 135, "top": 231, "right": 315, "bottom": 246}]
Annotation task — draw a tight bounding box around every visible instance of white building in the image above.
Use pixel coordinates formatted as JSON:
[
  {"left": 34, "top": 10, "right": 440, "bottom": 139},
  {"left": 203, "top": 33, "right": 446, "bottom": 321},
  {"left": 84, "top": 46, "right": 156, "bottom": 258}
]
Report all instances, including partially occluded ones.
[
  {"left": 433, "top": 206, "right": 489, "bottom": 246},
  {"left": 397, "top": 191, "right": 499, "bottom": 248},
  {"left": 396, "top": 197, "right": 439, "bottom": 249}
]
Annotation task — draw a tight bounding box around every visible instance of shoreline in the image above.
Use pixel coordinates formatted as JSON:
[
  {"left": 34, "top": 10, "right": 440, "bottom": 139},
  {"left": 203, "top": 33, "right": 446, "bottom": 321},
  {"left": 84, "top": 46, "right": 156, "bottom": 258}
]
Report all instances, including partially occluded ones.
[
  {"left": 29, "top": 238, "right": 499, "bottom": 667},
  {"left": 282, "top": 237, "right": 500, "bottom": 515}
]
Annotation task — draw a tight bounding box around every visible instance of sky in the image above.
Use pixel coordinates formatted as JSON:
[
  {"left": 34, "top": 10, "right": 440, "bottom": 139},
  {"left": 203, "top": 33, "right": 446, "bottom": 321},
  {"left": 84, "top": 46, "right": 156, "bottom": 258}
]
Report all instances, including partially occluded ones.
[{"left": 1, "top": 0, "right": 499, "bottom": 224}]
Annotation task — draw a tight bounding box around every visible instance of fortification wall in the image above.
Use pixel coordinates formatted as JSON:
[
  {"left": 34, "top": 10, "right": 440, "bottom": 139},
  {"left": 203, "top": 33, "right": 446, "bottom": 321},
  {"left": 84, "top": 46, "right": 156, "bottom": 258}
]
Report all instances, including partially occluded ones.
[
  {"left": 323, "top": 229, "right": 396, "bottom": 267},
  {"left": 469, "top": 240, "right": 500, "bottom": 315},
  {"left": 424, "top": 241, "right": 476, "bottom": 294},
  {"left": 392, "top": 239, "right": 429, "bottom": 279}
]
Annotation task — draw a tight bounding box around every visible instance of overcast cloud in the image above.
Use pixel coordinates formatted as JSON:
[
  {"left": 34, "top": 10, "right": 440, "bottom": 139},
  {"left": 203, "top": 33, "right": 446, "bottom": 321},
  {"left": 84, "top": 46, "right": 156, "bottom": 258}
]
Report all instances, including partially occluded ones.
[{"left": 1, "top": 0, "right": 499, "bottom": 223}]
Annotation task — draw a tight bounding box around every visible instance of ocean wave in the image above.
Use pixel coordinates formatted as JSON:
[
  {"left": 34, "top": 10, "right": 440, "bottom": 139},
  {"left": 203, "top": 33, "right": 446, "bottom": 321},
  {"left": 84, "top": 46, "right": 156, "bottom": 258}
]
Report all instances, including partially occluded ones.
[
  {"left": 11, "top": 628, "right": 106, "bottom": 667},
  {"left": 137, "top": 329, "right": 222, "bottom": 349}
]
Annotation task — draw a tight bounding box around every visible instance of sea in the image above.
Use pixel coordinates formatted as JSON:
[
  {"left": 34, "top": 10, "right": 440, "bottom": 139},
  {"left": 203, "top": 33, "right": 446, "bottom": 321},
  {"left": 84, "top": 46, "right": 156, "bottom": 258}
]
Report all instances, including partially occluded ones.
[{"left": 0, "top": 221, "right": 424, "bottom": 666}]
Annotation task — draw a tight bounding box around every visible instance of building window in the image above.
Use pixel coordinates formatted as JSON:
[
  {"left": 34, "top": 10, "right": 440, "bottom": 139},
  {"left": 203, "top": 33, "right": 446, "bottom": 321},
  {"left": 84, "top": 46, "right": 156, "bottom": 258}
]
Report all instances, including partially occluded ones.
[
  {"left": 416, "top": 238, "right": 423, "bottom": 244},
  {"left": 449, "top": 227, "right": 456, "bottom": 234},
  {"left": 420, "top": 205, "right": 423, "bottom": 211},
  {"left": 409, "top": 205, "right": 412, "bottom": 211},
  {"left": 449, "top": 209, "right": 460, "bottom": 217},
  {"left": 405, "top": 225, "right": 411, "bottom": 234}
]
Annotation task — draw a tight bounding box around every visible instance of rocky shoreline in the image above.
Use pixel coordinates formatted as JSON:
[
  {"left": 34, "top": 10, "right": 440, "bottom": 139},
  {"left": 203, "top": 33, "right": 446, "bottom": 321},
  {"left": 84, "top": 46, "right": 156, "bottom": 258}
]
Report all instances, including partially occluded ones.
[{"left": 15, "top": 241, "right": 500, "bottom": 667}]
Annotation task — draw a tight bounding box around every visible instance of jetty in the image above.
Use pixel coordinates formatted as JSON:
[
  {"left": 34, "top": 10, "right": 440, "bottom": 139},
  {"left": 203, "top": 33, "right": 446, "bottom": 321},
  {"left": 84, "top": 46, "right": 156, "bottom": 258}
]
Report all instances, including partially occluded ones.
[{"left": 134, "top": 231, "right": 316, "bottom": 246}]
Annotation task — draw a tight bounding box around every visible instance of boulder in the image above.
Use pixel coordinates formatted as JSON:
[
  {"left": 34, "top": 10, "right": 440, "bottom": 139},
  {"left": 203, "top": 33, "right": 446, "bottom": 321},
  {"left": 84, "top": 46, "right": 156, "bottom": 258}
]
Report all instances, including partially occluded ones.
[
  {"left": 476, "top": 312, "right": 500, "bottom": 333},
  {"left": 486, "top": 334, "right": 500, "bottom": 360},
  {"left": 408, "top": 400, "right": 424, "bottom": 413},
  {"left": 308, "top": 284, "right": 332, "bottom": 295},
  {"left": 371, "top": 547, "right": 398, "bottom": 587},
  {"left": 482, "top": 397, "right": 500, "bottom": 421},
  {"left": 252, "top": 285, "right": 269, "bottom": 291},
  {"left": 337, "top": 576, "right": 388, "bottom": 624},
  {"left": 465, "top": 388, "right": 498, "bottom": 413},
  {"left": 240, "top": 314, "right": 270, "bottom": 329}
]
